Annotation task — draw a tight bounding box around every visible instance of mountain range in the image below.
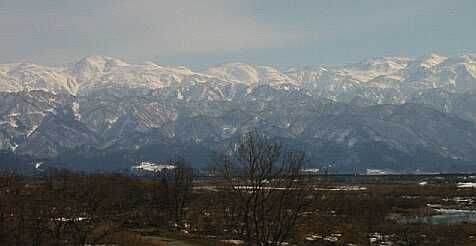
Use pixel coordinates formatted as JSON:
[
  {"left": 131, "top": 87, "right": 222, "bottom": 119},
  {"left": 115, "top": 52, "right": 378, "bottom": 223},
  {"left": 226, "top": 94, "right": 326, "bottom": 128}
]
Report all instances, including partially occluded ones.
[{"left": 1, "top": 53, "right": 476, "bottom": 172}]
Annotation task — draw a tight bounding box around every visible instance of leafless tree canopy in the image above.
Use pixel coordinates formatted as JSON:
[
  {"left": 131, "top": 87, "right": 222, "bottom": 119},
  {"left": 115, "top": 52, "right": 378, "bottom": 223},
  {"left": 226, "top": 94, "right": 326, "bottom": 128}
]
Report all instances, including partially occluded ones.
[
  {"left": 214, "top": 132, "right": 311, "bottom": 246},
  {"left": 156, "top": 159, "right": 193, "bottom": 229}
]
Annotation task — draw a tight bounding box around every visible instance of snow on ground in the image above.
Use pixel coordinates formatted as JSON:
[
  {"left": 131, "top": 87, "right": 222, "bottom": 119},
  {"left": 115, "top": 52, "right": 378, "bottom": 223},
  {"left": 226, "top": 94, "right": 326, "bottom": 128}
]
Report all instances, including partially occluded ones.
[
  {"left": 221, "top": 239, "right": 244, "bottom": 245},
  {"left": 457, "top": 182, "right": 476, "bottom": 188},
  {"left": 442, "top": 197, "right": 475, "bottom": 204},
  {"left": 232, "top": 185, "right": 367, "bottom": 191},
  {"left": 435, "top": 208, "right": 476, "bottom": 214},
  {"left": 305, "top": 234, "right": 323, "bottom": 241},
  {"left": 419, "top": 181, "right": 428, "bottom": 186},
  {"left": 323, "top": 233, "right": 342, "bottom": 242},
  {"left": 368, "top": 232, "right": 395, "bottom": 245},
  {"left": 55, "top": 217, "right": 88, "bottom": 222},
  {"left": 198, "top": 185, "right": 367, "bottom": 192},
  {"left": 315, "top": 186, "right": 367, "bottom": 191}
]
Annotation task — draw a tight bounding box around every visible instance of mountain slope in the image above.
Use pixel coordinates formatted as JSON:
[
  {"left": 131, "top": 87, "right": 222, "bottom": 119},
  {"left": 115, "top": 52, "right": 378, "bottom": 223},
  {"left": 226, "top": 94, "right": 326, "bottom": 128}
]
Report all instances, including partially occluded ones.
[{"left": 1, "top": 53, "right": 476, "bottom": 172}]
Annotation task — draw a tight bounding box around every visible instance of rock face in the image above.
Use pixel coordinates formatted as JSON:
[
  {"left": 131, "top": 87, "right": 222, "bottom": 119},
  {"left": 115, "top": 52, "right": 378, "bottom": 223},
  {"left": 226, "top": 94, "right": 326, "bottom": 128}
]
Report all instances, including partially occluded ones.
[{"left": 1, "top": 54, "right": 476, "bottom": 172}]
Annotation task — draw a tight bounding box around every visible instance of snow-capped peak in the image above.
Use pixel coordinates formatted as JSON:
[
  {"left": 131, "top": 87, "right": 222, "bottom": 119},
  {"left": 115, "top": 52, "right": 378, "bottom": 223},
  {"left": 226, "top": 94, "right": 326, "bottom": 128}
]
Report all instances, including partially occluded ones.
[
  {"left": 413, "top": 53, "right": 448, "bottom": 68},
  {"left": 69, "top": 55, "right": 129, "bottom": 82},
  {"left": 1, "top": 52, "right": 476, "bottom": 98},
  {"left": 204, "top": 62, "right": 295, "bottom": 86},
  {"left": 337, "top": 56, "right": 412, "bottom": 82}
]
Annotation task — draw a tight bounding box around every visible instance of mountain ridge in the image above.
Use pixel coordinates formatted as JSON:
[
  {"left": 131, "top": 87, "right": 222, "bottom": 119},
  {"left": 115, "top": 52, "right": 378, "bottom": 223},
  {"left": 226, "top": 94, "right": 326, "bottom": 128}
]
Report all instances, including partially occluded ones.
[{"left": 1, "top": 53, "right": 476, "bottom": 172}]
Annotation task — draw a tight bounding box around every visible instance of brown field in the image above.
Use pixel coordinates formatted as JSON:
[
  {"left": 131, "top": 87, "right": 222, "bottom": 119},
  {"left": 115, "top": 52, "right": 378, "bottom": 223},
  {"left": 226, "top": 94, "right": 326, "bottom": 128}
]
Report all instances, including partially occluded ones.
[{"left": 1, "top": 172, "right": 476, "bottom": 245}]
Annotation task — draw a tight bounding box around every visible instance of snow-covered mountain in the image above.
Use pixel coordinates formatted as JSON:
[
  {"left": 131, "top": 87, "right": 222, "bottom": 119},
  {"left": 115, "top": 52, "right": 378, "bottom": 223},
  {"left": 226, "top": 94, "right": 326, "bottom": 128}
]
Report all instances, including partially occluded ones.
[
  {"left": 1, "top": 53, "right": 476, "bottom": 172},
  {"left": 204, "top": 62, "right": 297, "bottom": 86},
  {"left": 1, "top": 53, "right": 476, "bottom": 98}
]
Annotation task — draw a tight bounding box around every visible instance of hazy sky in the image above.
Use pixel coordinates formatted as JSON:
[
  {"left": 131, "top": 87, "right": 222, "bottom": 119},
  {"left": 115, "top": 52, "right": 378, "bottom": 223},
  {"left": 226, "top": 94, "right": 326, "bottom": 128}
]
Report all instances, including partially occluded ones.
[{"left": 0, "top": 0, "right": 475, "bottom": 68}]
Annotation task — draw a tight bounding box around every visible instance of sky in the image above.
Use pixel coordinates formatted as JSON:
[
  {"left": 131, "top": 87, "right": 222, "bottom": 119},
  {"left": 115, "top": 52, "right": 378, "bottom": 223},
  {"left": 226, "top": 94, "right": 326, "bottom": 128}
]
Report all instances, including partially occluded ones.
[{"left": 0, "top": 0, "right": 475, "bottom": 69}]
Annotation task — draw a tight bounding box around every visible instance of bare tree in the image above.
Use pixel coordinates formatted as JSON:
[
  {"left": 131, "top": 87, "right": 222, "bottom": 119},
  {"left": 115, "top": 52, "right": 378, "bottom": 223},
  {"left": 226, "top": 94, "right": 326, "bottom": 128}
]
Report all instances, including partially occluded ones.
[
  {"left": 0, "top": 171, "right": 18, "bottom": 244},
  {"left": 215, "top": 132, "right": 311, "bottom": 246},
  {"left": 157, "top": 159, "right": 193, "bottom": 230}
]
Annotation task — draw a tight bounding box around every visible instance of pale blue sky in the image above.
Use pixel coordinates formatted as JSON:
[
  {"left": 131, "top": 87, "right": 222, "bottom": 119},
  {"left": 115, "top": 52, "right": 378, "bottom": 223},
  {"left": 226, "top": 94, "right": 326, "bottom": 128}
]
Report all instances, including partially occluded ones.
[{"left": 0, "top": 0, "right": 475, "bottom": 68}]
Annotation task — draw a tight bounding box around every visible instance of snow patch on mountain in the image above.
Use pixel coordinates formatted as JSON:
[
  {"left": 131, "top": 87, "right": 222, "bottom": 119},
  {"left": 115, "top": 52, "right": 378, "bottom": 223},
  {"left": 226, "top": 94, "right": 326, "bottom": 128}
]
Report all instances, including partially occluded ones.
[{"left": 205, "top": 62, "right": 296, "bottom": 86}]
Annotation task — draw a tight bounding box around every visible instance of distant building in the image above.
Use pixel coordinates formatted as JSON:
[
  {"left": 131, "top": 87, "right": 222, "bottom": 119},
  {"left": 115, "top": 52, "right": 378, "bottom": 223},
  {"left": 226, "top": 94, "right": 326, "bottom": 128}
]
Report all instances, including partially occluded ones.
[
  {"left": 301, "top": 168, "right": 320, "bottom": 175},
  {"left": 130, "top": 161, "right": 176, "bottom": 174},
  {"left": 366, "top": 169, "right": 388, "bottom": 175}
]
